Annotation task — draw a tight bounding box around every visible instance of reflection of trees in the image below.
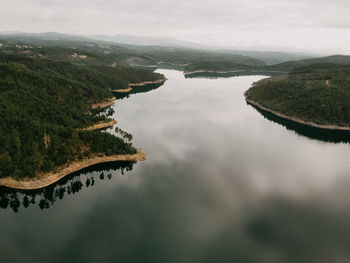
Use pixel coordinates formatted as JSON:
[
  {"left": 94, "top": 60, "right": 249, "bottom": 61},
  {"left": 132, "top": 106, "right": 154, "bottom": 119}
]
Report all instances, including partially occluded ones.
[
  {"left": 0, "top": 161, "right": 134, "bottom": 212},
  {"left": 249, "top": 103, "right": 350, "bottom": 143}
]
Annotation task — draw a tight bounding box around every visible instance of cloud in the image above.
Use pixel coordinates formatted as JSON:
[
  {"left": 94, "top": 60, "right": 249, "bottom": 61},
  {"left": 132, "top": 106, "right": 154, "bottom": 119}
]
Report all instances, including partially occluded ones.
[{"left": 1, "top": 0, "right": 350, "bottom": 53}]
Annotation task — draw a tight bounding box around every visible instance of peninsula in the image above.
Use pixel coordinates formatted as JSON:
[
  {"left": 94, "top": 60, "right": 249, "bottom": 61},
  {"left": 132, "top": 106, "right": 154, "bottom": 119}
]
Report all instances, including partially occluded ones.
[
  {"left": 245, "top": 64, "right": 350, "bottom": 130},
  {"left": 0, "top": 54, "right": 165, "bottom": 189}
]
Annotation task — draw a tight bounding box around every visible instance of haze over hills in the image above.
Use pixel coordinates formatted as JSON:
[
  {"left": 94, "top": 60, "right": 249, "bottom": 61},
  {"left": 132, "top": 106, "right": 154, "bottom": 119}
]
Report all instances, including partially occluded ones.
[
  {"left": 0, "top": 32, "right": 265, "bottom": 69},
  {"left": 89, "top": 34, "right": 314, "bottom": 64},
  {"left": 90, "top": 34, "right": 207, "bottom": 49},
  {"left": 2, "top": 31, "right": 350, "bottom": 75},
  {"left": 0, "top": 32, "right": 313, "bottom": 65},
  {"left": 266, "top": 55, "right": 350, "bottom": 72}
]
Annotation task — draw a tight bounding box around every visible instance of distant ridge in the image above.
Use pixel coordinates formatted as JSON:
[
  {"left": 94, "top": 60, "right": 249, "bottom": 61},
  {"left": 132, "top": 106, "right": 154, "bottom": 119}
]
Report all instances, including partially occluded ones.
[
  {"left": 90, "top": 34, "right": 207, "bottom": 49},
  {"left": 0, "top": 31, "right": 319, "bottom": 64},
  {"left": 266, "top": 55, "right": 350, "bottom": 71}
]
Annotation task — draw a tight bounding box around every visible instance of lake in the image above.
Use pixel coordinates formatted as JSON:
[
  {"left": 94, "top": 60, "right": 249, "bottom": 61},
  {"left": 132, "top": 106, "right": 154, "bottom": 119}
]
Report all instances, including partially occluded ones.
[{"left": 2, "top": 69, "right": 350, "bottom": 262}]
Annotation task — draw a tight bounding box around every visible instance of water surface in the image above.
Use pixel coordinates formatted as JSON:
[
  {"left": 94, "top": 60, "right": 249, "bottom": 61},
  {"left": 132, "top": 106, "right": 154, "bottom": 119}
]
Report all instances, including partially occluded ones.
[{"left": 2, "top": 70, "right": 350, "bottom": 263}]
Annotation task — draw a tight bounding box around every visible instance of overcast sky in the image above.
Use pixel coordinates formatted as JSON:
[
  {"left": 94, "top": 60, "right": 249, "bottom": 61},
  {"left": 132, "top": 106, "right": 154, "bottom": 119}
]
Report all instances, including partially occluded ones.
[{"left": 1, "top": 0, "right": 350, "bottom": 54}]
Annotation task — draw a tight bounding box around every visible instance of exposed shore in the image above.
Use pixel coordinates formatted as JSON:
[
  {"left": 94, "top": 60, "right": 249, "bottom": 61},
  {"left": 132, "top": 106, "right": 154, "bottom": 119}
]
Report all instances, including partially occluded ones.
[
  {"left": 245, "top": 94, "right": 350, "bottom": 131},
  {"left": 0, "top": 151, "right": 147, "bottom": 190},
  {"left": 184, "top": 69, "right": 245, "bottom": 75},
  {"left": 129, "top": 78, "right": 167, "bottom": 87},
  {"left": 82, "top": 120, "right": 117, "bottom": 131},
  {"left": 0, "top": 77, "right": 168, "bottom": 191},
  {"left": 91, "top": 97, "right": 116, "bottom": 109},
  {"left": 184, "top": 69, "right": 288, "bottom": 76},
  {"left": 112, "top": 87, "right": 132, "bottom": 93}
]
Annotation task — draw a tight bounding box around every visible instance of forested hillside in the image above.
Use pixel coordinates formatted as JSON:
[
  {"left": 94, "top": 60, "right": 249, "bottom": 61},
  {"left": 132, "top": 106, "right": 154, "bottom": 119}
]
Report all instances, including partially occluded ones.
[
  {"left": 0, "top": 33, "right": 267, "bottom": 69},
  {"left": 264, "top": 55, "right": 350, "bottom": 72},
  {"left": 245, "top": 64, "right": 350, "bottom": 127},
  {"left": 185, "top": 61, "right": 254, "bottom": 72},
  {"left": 0, "top": 54, "right": 164, "bottom": 179}
]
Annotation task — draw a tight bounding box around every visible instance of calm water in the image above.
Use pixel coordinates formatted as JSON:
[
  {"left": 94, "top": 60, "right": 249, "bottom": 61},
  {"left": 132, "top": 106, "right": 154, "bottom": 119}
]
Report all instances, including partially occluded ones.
[{"left": 2, "top": 70, "right": 350, "bottom": 262}]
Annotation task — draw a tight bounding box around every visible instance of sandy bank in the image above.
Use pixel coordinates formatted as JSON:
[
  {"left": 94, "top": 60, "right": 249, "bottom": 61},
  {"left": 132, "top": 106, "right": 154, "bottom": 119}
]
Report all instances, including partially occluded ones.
[
  {"left": 129, "top": 78, "right": 167, "bottom": 87},
  {"left": 0, "top": 151, "right": 146, "bottom": 190},
  {"left": 91, "top": 97, "right": 116, "bottom": 109},
  {"left": 82, "top": 120, "right": 117, "bottom": 131},
  {"left": 184, "top": 69, "right": 245, "bottom": 75},
  {"left": 184, "top": 69, "right": 288, "bottom": 76},
  {"left": 245, "top": 94, "right": 350, "bottom": 131},
  {"left": 112, "top": 88, "right": 133, "bottom": 93}
]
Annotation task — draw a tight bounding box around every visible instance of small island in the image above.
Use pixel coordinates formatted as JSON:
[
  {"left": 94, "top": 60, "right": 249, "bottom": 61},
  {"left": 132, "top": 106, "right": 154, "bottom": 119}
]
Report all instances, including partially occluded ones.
[{"left": 245, "top": 64, "right": 350, "bottom": 130}]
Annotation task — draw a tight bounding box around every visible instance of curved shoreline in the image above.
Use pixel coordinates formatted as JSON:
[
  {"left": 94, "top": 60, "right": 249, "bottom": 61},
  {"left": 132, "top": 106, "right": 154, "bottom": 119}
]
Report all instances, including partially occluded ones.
[
  {"left": 0, "top": 151, "right": 146, "bottom": 190},
  {"left": 0, "top": 76, "right": 167, "bottom": 191},
  {"left": 245, "top": 94, "right": 350, "bottom": 131}
]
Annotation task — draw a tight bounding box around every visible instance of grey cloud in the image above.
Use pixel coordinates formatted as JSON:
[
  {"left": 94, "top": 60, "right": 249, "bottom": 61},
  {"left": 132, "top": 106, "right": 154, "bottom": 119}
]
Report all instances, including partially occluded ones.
[{"left": 1, "top": 0, "right": 350, "bottom": 53}]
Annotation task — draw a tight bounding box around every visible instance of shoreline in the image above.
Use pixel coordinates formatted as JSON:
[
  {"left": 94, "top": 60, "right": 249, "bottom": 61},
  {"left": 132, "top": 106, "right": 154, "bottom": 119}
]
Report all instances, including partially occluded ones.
[
  {"left": 184, "top": 69, "right": 245, "bottom": 75},
  {"left": 129, "top": 78, "right": 167, "bottom": 87},
  {"left": 82, "top": 120, "right": 117, "bottom": 131},
  {"left": 112, "top": 87, "right": 133, "bottom": 93},
  {"left": 0, "top": 76, "right": 168, "bottom": 191},
  {"left": 91, "top": 97, "right": 116, "bottom": 109},
  {"left": 0, "top": 151, "right": 146, "bottom": 190},
  {"left": 184, "top": 69, "right": 288, "bottom": 76},
  {"left": 245, "top": 94, "right": 350, "bottom": 131}
]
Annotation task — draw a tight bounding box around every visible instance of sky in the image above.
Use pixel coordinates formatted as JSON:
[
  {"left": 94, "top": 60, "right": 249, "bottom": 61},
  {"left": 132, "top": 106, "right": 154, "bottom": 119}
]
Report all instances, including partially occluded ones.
[{"left": 1, "top": 0, "right": 350, "bottom": 54}]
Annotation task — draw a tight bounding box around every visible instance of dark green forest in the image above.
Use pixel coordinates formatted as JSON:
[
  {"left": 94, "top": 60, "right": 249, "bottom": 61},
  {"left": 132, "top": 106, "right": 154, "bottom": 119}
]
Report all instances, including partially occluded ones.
[
  {"left": 185, "top": 61, "right": 255, "bottom": 72},
  {"left": 2, "top": 33, "right": 350, "bottom": 180},
  {"left": 0, "top": 54, "right": 164, "bottom": 179},
  {"left": 0, "top": 34, "right": 267, "bottom": 70},
  {"left": 184, "top": 55, "right": 350, "bottom": 77},
  {"left": 245, "top": 64, "right": 350, "bottom": 127}
]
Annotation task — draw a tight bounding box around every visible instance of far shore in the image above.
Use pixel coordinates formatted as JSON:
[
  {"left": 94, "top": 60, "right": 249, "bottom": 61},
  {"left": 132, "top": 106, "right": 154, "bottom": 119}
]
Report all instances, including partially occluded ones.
[
  {"left": 245, "top": 94, "right": 350, "bottom": 131},
  {"left": 0, "top": 151, "right": 147, "bottom": 190},
  {"left": 184, "top": 69, "right": 288, "bottom": 76},
  {"left": 184, "top": 69, "right": 245, "bottom": 75}
]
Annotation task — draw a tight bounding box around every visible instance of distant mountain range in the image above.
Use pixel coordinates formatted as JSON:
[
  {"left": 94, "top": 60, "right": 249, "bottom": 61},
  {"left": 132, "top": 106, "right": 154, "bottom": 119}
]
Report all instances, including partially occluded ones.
[
  {"left": 90, "top": 34, "right": 207, "bottom": 49},
  {"left": 0, "top": 32, "right": 314, "bottom": 65},
  {"left": 89, "top": 34, "right": 313, "bottom": 64}
]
